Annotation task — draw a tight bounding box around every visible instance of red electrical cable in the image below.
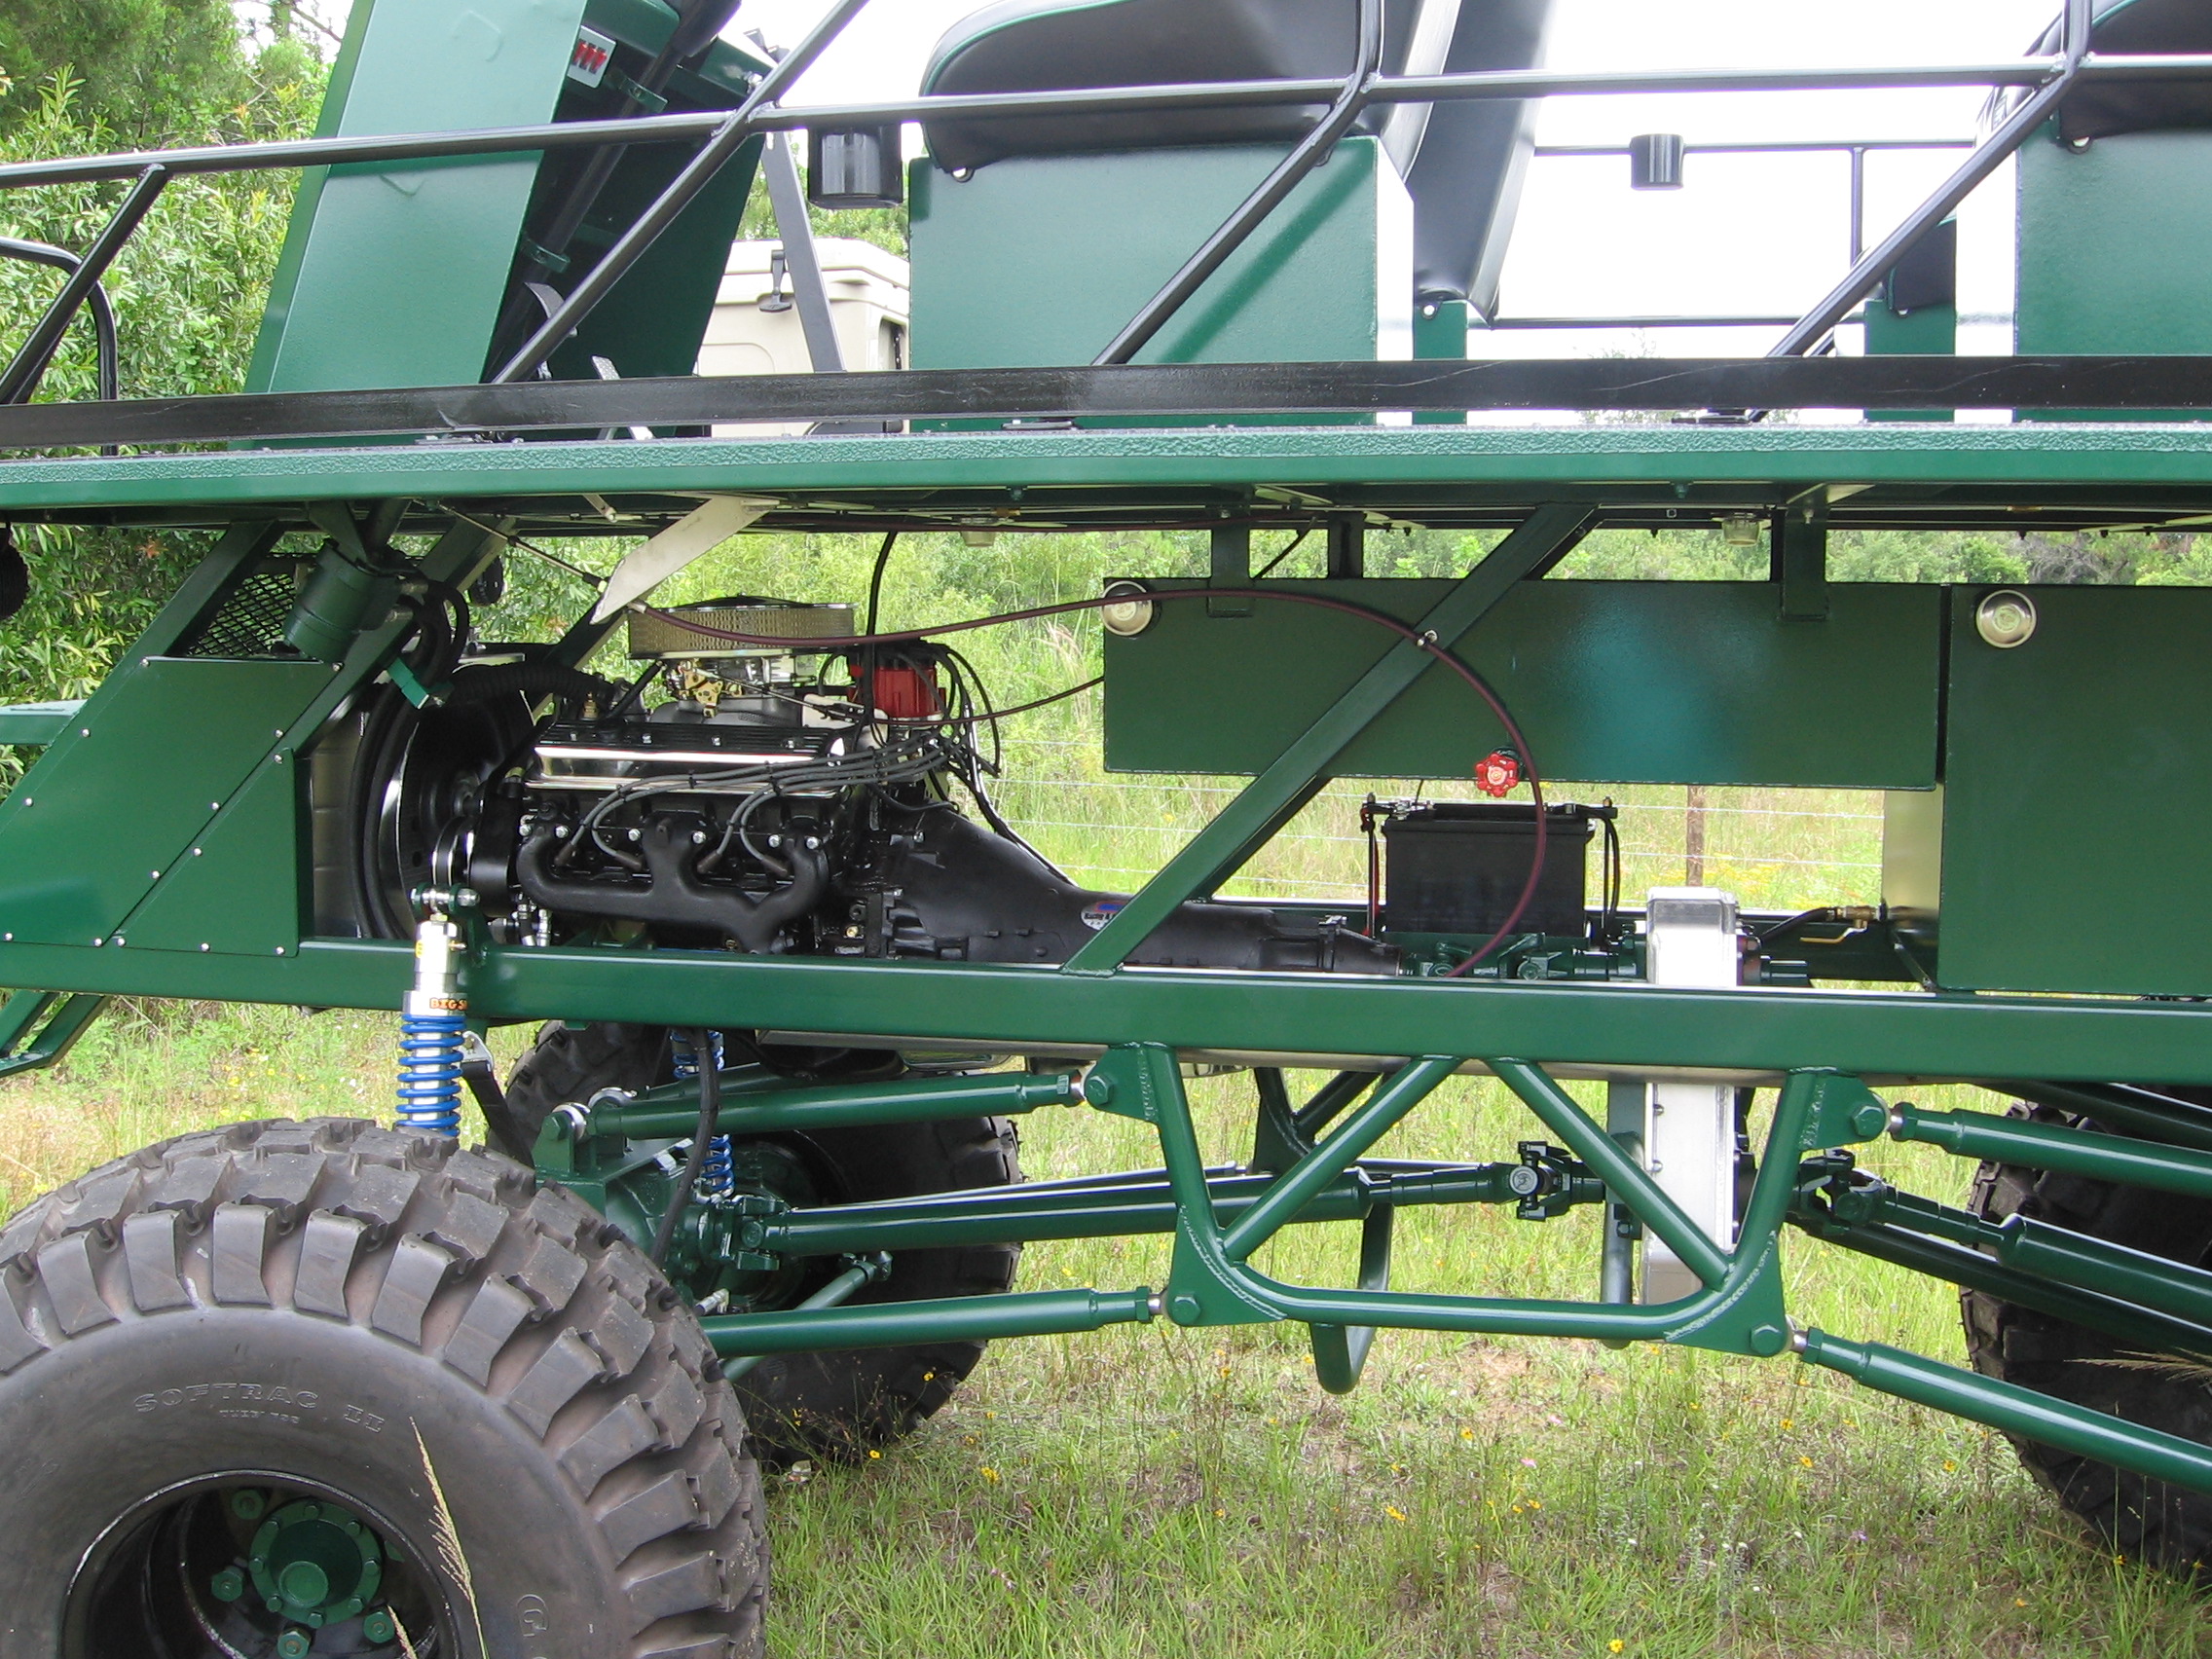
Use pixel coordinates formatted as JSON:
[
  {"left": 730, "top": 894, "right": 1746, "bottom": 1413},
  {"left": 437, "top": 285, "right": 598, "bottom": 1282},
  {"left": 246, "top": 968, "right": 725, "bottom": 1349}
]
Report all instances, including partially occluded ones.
[{"left": 644, "top": 586, "right": 1547, "bottom": 975}]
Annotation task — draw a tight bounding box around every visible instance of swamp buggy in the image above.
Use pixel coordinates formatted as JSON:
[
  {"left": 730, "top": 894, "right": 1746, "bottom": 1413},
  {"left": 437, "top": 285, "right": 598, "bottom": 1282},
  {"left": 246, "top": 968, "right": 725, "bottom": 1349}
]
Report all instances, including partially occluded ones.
[{"left": 6, "top": 0, "right": 2212, "bottom": 1651}]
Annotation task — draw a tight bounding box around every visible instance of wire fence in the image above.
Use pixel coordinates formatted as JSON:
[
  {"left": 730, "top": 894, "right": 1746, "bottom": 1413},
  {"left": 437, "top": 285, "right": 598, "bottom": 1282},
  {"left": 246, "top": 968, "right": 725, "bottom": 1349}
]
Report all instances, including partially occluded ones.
[{"left": 988, "top": 750, "right": 1888, "bottom": 911}]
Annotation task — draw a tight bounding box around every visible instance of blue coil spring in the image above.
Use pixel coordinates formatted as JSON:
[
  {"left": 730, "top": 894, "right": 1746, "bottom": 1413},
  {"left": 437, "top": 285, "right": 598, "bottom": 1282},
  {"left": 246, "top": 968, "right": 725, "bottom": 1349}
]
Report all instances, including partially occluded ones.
[
  {"left": 671, "top": 1031, "right": 733, "bottom": 1196},
  {"left": 396, "top": 1011, "right": 466, "bottom": 1136}
]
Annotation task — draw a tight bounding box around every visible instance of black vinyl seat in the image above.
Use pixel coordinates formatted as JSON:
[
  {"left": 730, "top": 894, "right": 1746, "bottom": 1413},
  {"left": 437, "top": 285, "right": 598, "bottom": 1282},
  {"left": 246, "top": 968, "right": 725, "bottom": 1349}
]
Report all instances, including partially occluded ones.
[
  {"left": 2030, "top": 0, "right": 2212, "bottom": 141},
  {"left": 919, "top": 0, "right": 1556, "bottom": 313}
]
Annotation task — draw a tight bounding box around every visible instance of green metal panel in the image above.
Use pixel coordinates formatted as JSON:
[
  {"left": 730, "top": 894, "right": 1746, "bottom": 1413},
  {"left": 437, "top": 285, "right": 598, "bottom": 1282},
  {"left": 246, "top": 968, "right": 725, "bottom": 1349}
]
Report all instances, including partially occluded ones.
[
  {"left": 246, "top": 0, "right": 588, "bottom": 392},
  {"left": 0, "top": 659, "right": 329, "bottom": 946},
  {"left": 1928, "top": 584, "right": 2212, "bottom": 995},
  {"left": 909, "top": 137, "right": 1412, "bottom": 370},
  {"left": 1074, "top": 507, "right": 1592, "bottom": 969},
  {"left": 118, "top": 758, "right": 305, "bottom": 956},
  {"left": 1412, "top": 299, "right": 1469, "bottom": 427},
  {"left": 1862, "top": 296, "right": 1955, "bottom": 424},
  {"left": 17, "top": 424, "right": 2212, "bottom": 516},
  {"left": 2016, "top": 128, "right": 2212, "bottom": 421},
  {"left": 1103, "top": 579, "right": 1941, "bottom": 786}
]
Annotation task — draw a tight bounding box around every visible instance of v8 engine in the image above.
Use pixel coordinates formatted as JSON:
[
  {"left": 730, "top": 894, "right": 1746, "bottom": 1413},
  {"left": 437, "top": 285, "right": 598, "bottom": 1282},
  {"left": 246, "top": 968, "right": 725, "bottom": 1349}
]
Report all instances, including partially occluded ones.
[{"left": 385, "top": 599, "right": 1396, "bottom": 977}]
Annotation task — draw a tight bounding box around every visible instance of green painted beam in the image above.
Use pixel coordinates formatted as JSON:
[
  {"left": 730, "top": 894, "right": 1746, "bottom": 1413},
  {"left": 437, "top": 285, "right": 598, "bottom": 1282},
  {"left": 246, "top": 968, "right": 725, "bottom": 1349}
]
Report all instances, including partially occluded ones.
[
  {"left": 701, "top": 1285, "right": 1157, "bottom": 1359},
  {"left": 1892, "top": 1099, "right": 2212, "bottom": 1199},
  {"left": 0, "top": 703, "right": 83, "bottom": 747},
  {"left": 1802, "top": 1330, "right": 2212, "bottom": 1498},
  {"left": 6, "top": 936, "right": 2212, "bottom": 1085},
  {"left": 15, "top": 424, "right": 2212, "bottom": 512}
]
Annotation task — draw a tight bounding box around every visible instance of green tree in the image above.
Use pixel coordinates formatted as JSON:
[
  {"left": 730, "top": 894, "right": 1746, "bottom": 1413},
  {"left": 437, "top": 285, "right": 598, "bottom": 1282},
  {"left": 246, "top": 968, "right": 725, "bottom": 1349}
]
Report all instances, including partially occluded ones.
[
  {"left": 0, "top": 0, "right": 260, "bottom": 143},
  {"left": 0, "top": 51, "right": 329, "bottom": 774}
]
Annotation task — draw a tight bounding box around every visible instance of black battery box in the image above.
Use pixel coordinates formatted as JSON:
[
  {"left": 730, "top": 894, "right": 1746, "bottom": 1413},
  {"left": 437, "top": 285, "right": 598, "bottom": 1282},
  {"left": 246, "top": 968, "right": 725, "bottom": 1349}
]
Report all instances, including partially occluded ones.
[{"left": 1381, "top": 801, "right": 1597, "bottom": 938}]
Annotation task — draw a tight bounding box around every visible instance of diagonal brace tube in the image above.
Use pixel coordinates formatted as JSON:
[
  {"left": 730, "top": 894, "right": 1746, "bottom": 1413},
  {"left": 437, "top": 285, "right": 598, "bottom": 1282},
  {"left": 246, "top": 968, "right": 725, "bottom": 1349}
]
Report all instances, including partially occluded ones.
[
  {"left": 1802, "top": 1329, "right": 2212, "bottom": 1498},
  {"left": 1770, "top": 55, "right": 2083, "bottom": 357},
  {"left": 1492, "top": 1056, "right": 1733, "bottom": 1286},
  {"left": 1222, "top": 1056, "right": 1459, "bottom": 1259},
  {"left": 492, "top": 0, "right": 873, "bottom": 384},
  {"left": 1094, "top": 0, "right": 1382, "bottom": 365},
  {"left": 1064, "top": 502, "right": 1592, "bottom": 973},
  {"left": 0, "top": 165, "right": 166, "bottom": 405}
]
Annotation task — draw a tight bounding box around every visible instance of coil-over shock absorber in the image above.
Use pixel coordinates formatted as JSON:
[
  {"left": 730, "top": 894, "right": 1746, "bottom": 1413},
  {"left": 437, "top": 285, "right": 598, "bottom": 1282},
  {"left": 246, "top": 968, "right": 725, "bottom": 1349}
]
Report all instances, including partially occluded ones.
[
  {"left": 672, "top": 1029, "right": 732, "bottom": 1195},
  {"left": 396, "top": 890, "right": 473, "bottom": 1137}
]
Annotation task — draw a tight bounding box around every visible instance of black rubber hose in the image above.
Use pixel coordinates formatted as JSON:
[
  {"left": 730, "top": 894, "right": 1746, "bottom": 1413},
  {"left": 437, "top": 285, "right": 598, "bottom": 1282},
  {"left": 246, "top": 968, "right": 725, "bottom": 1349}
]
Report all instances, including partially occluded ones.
[
  {"left": 442, "top": 660, "right": 615, "bottom": 711},
  {"left": 650, "top": 1028, "right": 721, "bottom": 1269}
]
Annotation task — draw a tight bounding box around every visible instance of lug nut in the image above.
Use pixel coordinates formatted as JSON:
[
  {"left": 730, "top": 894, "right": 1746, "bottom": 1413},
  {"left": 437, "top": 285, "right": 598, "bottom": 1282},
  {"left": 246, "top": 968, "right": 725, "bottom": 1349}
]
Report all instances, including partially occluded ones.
[{"left": 208, "top": 1567, "right": 245, "bottom": 1603}]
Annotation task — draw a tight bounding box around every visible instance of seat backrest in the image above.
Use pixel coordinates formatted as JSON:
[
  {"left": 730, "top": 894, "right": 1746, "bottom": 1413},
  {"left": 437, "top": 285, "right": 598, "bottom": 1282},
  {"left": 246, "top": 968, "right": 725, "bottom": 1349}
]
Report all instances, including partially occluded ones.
[{"left": 918, "top": 0, "right": 1555, "bottom": 314}]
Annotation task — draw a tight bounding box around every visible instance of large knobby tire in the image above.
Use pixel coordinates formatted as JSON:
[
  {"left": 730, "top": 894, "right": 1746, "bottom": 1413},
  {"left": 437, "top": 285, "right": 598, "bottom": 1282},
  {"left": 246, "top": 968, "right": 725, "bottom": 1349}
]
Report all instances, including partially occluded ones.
[
  {"left": 1963, "top": 1101, "right": 2212, "bottom": 1575},
  {"left": 501, "top": 1022, "right": 1021, "bottom": 1464},
  {"left": 0, "top": 1117, "right": 766, "bottom": 1658}
]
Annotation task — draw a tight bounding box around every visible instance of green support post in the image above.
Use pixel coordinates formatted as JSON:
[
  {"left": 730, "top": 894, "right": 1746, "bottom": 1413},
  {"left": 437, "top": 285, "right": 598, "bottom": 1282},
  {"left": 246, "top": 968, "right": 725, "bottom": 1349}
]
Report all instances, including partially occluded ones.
[{"left": 1308, "top": 1205, "right": 1392, "bottom": 1394}]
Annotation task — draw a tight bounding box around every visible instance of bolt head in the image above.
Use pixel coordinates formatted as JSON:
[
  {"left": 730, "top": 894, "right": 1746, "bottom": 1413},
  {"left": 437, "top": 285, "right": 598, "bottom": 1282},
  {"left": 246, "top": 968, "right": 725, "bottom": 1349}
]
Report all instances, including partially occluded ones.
[
  {"left": 1168, "top": 1292, "right": 1203, "bottom": 1324},
  {"left": 1849, "top": 1100, "right": 1889, "bottom": 1139},
  {"left": 208, "top": 1567, "right": 245, "bottom": 1603}
]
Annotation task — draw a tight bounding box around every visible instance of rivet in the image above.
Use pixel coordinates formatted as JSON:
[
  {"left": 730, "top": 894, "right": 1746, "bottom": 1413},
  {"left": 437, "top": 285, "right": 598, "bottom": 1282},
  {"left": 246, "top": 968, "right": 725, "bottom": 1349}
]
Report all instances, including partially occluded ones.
[
  {"left": 200, "top": 942, "right": 210, "bottom": 952},
  {"left": 192, "top": 847, "right": 203, "bottom": 856},
  {"left": 150, "top": 869, "right": 161, "bottom": 880},
  {"left": 78, "top": 727, "right": 89, "bottom": 737},
  {"left": 92, "top": 938, "right": 103, "bottom": 946},
  {"left": 274, "top": 946, "right": 286, "bottom": 956}
]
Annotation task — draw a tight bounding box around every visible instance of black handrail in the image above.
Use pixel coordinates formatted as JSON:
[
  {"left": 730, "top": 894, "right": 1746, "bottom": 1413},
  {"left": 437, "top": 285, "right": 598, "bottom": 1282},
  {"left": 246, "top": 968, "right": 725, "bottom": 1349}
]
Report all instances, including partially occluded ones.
[
  {"left": 0, "top": 166, "right": 166, "bottom": 406},
  {"left": 0, "top": 8, "right": 2198, "bottom": 419},
  {"left": 0, "top": 236, "right": 119, "bottom": 403},
  {"left": 3, "top": 355, "right": 2211, "bottom": 453},
  {"left": 1093, "top": 0, "right": 1383, "bottom": 365}
]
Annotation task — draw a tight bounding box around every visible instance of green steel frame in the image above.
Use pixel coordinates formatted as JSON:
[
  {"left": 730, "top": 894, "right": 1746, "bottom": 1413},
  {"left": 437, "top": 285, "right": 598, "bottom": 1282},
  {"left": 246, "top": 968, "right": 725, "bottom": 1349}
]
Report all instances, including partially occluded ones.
[{"left": 9, "top": 0, "right": 2212, "bottom": 1563}]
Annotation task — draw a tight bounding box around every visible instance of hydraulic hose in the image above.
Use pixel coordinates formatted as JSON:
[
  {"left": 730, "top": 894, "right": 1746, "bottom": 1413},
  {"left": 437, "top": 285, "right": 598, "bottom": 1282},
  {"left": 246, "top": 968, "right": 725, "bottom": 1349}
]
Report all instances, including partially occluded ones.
[{"left": 651, "top": 1026, "right": 723, "bottom": 1267}]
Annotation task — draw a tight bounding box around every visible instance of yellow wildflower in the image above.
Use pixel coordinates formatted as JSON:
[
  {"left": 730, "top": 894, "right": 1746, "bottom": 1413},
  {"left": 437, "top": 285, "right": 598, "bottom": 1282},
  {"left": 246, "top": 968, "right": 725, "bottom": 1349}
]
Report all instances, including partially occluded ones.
[{"left": 1383, "top": 1505, "right": 1407, "bottom": 1523}]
